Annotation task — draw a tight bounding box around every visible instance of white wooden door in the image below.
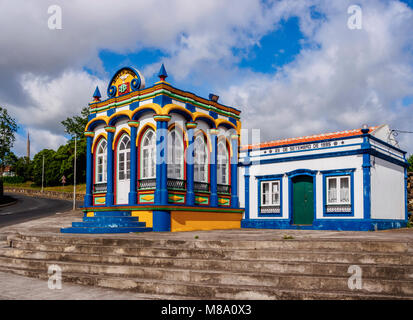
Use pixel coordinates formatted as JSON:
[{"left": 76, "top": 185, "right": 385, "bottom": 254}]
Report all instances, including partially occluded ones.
[{"left": 116, "top": 134, "right": 130, "bottom": 204}]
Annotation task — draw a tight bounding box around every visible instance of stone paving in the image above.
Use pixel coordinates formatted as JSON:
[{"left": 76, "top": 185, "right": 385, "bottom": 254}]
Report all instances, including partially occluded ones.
[
  {"left": 0, "top": 209, "right": 412, "bottom": 300},
  {"left": 1, "top": 209, "right": 412, "bottom": 242},
  {"left": 0, "top": 271, "right": 157, "bottom": 300}
]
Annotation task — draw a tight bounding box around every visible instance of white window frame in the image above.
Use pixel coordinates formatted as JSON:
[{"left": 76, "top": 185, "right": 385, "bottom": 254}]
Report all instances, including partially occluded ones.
[
  {"left": 95, "top": 139, "right": 107, "bottom": 183},
  {"left": 260, "top": 180, "right": 280, "bottom": 207},
  {"left": 194, "top": 135, "right": 208, "bottom": 183},
  {"left": 217, "top": 141, "right": 229, "bottom": 185},
  {"left": 167, "top": 129, "right": 184, "bottom": 180},
  {"left": 140, "top": 129, "right": 156, "bottom": 179},
  {"left": 117, "top": 134, "right": 131, "bottom": 181},
  {"left": 326, "top": 175, "right": 351, "bottom": 205}
]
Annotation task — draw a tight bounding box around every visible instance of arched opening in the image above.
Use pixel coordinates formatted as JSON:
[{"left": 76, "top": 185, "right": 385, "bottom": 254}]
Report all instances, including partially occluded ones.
[
  {"left": 94, "top": 138, "right": 107, "bottom": 193},
  {"left": 139, "top": 128, "right": 156, "bottom": 189},
  {"left": 194, "top": 133, "right": 209, "bottom": 192},
  {"left": 116, "top": 133, "right": 130, "bottom": 204},
  {"left": 217, "top": 140, "right": 230, "bottom": 194},
  {"left": 168, "top": 129, "right": 184, "bottom": 179}
]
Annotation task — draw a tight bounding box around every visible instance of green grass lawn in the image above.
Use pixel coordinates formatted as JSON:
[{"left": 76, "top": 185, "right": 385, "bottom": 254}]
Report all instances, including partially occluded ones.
[{"left": 4, "top": 181, "right": 86, "bottom": 194}]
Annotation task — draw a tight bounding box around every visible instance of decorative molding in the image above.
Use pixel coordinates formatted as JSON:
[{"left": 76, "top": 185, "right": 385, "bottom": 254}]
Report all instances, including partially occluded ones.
[{"left": 153, "top": 115, "right": 171, "bottom": 122}]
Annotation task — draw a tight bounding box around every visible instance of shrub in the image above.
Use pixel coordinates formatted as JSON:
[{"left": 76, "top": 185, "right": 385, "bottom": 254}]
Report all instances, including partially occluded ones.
[{"left": 2, "top": 176, "right": 25, "bottom": 184}]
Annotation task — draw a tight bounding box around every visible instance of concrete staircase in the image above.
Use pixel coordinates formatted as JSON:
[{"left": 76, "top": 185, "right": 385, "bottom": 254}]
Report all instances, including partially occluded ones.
[
  {"left": 60, "top": 211, "right": 152, "bottom": 234},
  {"left": 0, "top": 233, "right": 412, "bottom": 299}
]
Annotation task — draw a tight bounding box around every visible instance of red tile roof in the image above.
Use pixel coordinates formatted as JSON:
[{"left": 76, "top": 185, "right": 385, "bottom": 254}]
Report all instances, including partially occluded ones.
[{"left": 242, "top": 126, "right": 378, "bottom": 151}]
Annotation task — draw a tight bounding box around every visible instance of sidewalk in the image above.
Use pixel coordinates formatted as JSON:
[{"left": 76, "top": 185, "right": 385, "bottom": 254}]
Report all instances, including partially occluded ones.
[{"left": 0, "top": 271, "right": 170, "bottom": 300}]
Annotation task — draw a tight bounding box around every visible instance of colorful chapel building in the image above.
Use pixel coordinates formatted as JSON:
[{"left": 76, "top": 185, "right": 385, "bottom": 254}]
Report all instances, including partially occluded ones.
[
  {"left": 61, "top": 65, "right": 409, "bottom": 233},
  {"left": 61, "top": 65, "right": 243, "bottom": 233}
]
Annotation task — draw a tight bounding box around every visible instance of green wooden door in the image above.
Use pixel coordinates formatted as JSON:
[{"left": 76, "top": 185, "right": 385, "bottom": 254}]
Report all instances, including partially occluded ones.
[{"left": 292, "top": 175, "right": 314, "bottom": 225}]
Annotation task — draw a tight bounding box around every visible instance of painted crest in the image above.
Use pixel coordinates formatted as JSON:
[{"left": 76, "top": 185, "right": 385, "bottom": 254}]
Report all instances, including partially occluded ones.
[{"left": 107, "top": 67, "right": 145, "bottom": 98}]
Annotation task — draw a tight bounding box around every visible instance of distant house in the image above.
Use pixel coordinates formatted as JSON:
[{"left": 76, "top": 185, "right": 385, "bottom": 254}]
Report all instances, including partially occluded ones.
[{"left": 2, "top": 166, "right": 15, "bottom": 177}]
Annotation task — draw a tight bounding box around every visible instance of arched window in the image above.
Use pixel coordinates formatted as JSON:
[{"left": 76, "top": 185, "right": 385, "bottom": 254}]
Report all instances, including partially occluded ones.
[
  {"left": 167, "top": 129, "right": 184, "bottom": 179},
  {"left": 117, "top": 134, "right": 130, "bottom": 181},
  {"left": 217, "top": 140, "right": 229, "bottom": 185},
  {"left": 140, "top": 129, "right": 156, "bottom": 179},
  {"left": 95, "top": 139, "right": 107, "bottom": 183},
  {"left": 194, "top": 135, "right": 208, "bottom": 183}
]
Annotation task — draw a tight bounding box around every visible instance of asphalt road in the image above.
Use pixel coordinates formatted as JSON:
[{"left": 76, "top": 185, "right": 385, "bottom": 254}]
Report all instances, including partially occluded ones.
[{"left": 0, "top": 193, "right": 76, "bottom": 228}]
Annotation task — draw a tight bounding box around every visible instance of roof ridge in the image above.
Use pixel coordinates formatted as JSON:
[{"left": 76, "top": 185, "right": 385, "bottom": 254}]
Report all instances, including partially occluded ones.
[{"left": 243, "top": 126, "right": 379, "bottom": 150}]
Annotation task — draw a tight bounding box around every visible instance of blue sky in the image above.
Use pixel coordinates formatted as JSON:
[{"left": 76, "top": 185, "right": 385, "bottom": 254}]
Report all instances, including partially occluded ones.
[{"left": 1, "top": 0, "right": 412, "bottom": 156}]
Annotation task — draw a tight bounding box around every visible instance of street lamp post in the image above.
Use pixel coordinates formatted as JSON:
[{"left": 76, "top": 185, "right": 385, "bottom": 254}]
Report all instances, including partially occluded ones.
[
  {"left": 41, "top": 154, "right": 44, "bottom": 193},
  {"left": 73, "top": 136, "right": 77, "bottom": 211}
]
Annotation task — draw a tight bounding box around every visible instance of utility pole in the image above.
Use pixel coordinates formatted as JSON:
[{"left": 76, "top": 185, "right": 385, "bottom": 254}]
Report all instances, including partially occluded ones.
[
  {"left": 73, "top": 136, "right": 77, "bottom": 211},
  {"left": 41, "top": 154, "right": 44, "bottom": 193}
]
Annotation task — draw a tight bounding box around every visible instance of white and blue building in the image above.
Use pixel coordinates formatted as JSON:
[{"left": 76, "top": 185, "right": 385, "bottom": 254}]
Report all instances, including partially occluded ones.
[{"left": 239, "top": 124, "right": 409, "bottom": 231}]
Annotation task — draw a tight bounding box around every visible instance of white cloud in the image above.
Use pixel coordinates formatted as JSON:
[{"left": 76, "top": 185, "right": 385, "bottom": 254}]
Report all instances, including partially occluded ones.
[{"left": 221, "top": 0, "right": 413, "bottom": 153}]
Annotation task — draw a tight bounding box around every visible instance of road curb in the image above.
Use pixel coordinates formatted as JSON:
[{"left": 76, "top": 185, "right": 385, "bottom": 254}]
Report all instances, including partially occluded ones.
[{"left": 0, "top": 198, "right": 18, "bottom": 208}]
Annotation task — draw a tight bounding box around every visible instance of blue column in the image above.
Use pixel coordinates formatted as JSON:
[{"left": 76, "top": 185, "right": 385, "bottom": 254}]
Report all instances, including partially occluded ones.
[
  {"left": 84, "top": 133, "right": 94, "bottom": 207},
  {"left": 230, "top": 134, "right": 239, "bottom": 208},
  {"left": 210, "top": 129, "right": 218, "bottom": 207},
  {"left": 361, "top": 130, "right": 371, "bottom": 220},
  {"left": 105, "top": 127, "right": 115, "bottom": 206},
  {"left": 153, "top": 115, "right": 171, "bottom": 232},
  {"left": 128, "top": 121, "right": 139, "bottom": 205},
  {"left": 244, "top": 166, "right": 250, "bottom": 220},
  {"left": 186, "top": 122, "right": 196, "bottom": 206}
]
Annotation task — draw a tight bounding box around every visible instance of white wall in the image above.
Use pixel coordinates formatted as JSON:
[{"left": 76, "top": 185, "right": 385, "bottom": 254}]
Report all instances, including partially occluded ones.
[
  {"left": 245, "top": 155, "right": 364, "bottom": 220},
  {"left": 370, "top": 157, "right": 405, "bottom": 220}
]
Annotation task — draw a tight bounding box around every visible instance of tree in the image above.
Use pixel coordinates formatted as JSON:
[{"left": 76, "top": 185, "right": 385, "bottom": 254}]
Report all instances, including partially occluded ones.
[
  {"left": 32, "top": 149, "right": 59, "bottom": 186},
  {"left": 0, "top": 107, "right": 18, "bottom": 174},
  {"left": 61, "top": 106, "right": 90, "bottom": 138},
  {"left": 408, "top": 154, "right": 413, "bottom": 172},
  {"left": 14, "top": 156, "right": 32, "bottom": 181}
]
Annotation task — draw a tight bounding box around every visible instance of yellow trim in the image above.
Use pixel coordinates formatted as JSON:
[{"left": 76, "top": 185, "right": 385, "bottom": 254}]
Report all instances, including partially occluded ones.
[
  {"left": 170, "top": 211, "right": 242, "bottom": 232},
  {"left": 112, "top": 128, "right": 131, "bottom": 150},
  {"left": 216, "top": 118, "right": 237, "bottom": 130},
  {"left": 91, "top": 133, "right": 108, "bottom": 154},
  {"left": 140, "top": 194, "right": 154, "bottom": 201},
  {"left": 218, "top": 136, "right": 232, "bottom": 158},
  {"left": 130, "top": 103, "right": 162, "bottom": 119},
  {"left": 108, "top": 110, "right": 132, "bottom": 125},
  {"left": 163, "top": 103, "right": 194, "bottom": 121},
  {"left": 94, "top": 197, "right": 106, "bottom": 204},
  {"left": 86, "top": 212, "right": 94, "bottom": 217},
  {"left": 192, "top": 112, "right": 216, "bottom": 128},
  {"left": 137, "top": 123, "right": 156, "bottom": 147},
  {"left": 168, "top": 122, "right": 189, "bottom": 148},
  {"left": 194, "top": 129, "right": 213, "bottom": 154},
  {"left": 131, "top": 210, "right": 153, "bottom": 228},
  {"left": 85, "top": 116, "right": 109, "bottom": 132}
]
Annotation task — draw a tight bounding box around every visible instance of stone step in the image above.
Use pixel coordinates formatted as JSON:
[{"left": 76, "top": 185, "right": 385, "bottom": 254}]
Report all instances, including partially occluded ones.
[
  {"left": 71, "top": 221, "right": 147, "bottom": 228},
  {"left": 0, "top": 247, "right": 412, "bottom": 281},
  {"left": 83, "top": 216, "right": 140, "bottom": 223},
  {"left": 8, "top": 233, "right": 412, "bottom": 253},
  {"left": 0, "top": 264, "right": 410, "bottom": 300},
  {"left": 0, "top": 266, "right": 205, "bottom": 300},
  {"left": 88, "top": 211, "right": 133, "bottom": 217},
  {"left": 9, "top": 240, "right": 413, "bottom": 266},
  {"left": 60, "top": 227, "right": 152, "bottom": 234},
  {"left": 0, "top": 255, "right": 412, "bottom": 296}
]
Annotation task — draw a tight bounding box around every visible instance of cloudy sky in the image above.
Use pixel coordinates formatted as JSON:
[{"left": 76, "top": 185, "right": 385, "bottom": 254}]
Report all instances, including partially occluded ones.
[{"left": 1, "top": 0, "right": 412, "bottom": 157}]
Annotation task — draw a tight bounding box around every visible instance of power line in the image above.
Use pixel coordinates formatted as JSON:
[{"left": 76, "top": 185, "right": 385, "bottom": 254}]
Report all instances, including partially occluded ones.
[{"left": 391, "top": 129, "right": 413, "bottom": 135}]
